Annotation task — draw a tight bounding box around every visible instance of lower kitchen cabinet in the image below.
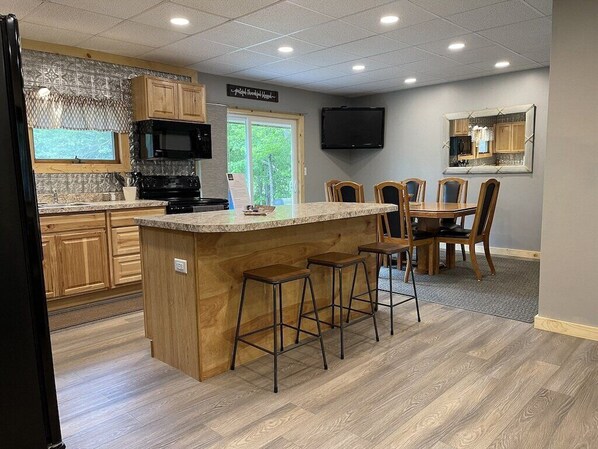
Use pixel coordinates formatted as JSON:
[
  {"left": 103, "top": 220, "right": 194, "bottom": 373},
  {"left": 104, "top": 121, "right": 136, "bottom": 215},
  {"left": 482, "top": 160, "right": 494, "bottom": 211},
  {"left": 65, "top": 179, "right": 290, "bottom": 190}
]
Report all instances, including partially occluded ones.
[
  {"left": 113, "top": 254, "right": 142, "bottom": 285},
  {"left": 56, "top": 230, "right": 110, "bottom": 296},
  {"left": 41, "top": 235, "right": 58, "bottom": 299}
]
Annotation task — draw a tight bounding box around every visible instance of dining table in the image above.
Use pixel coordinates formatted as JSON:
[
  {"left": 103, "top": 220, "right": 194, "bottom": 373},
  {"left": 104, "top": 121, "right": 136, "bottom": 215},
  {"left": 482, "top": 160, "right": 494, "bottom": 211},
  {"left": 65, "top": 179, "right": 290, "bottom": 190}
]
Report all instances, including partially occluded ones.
[{"left": 409, "top": 202, "right": 478, "bottom": 275}]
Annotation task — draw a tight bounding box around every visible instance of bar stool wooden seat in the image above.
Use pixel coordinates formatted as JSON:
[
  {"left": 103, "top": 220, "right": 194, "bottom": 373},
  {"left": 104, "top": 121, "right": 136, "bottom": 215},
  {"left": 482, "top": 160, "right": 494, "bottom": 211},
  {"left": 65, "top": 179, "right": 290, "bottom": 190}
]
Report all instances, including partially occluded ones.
[
  {"left": 297, "top": 252, "right": 379, "bottom": 360},
  {"left": 231, "top": 264, "right": 328, "bottom": 393},
  {"left": 353, "top": 242, "right": 420, "bottom": 335}
]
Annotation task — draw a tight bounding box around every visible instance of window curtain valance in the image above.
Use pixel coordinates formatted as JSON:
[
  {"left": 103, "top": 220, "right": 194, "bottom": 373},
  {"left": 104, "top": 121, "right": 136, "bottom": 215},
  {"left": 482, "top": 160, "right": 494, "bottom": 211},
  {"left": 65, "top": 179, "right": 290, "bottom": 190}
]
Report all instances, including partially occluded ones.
[{"left": 25, "top": 90, "right": 130, "bottom": 133}]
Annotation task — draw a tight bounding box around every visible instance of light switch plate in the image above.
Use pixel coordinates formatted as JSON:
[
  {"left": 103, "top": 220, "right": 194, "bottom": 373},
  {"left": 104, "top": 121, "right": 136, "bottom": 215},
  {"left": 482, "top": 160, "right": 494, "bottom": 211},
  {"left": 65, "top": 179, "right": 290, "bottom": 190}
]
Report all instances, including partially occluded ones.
[{"left": 174, "top": 258, "right": 188, "bottom": 274}]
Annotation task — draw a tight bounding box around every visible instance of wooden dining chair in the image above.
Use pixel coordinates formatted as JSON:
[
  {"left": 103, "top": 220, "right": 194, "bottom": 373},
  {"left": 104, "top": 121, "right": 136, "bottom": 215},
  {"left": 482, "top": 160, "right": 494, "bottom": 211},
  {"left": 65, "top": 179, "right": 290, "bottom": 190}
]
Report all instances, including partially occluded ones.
[
  {"left": 437, "top": 177, "right": 468, "bottom": 261},
  {"left": 333, "top": 181, "right": 365, "bottom": 203},
  {"left": 437, "top": 179, "right": 500, "bottom": 281},
  {"left": 375, "top": 181, "right": 434, "bottom": 282},
  {"left": 324, "top": 179, "right": 341, "bottom": 202},
  {"left": 402, "top": 178, "right": 426, "bottom": 202}
]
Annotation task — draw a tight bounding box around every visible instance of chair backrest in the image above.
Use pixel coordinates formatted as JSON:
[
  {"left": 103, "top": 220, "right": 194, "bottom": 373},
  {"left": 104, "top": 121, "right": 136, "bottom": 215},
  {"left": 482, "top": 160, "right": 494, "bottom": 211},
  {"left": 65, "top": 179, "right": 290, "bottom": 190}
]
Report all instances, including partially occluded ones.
[
  {"left": 436, "top": 177, "right": 468, "bottom": 203},
  {"left": 374, "top": 181, "right": 413, "bottom": 245},
  {"left": 402, "top": 178, "right": 426, "bottom": 202},
  {"left": 333, "top": 181, "right": 365, "bottom": 203},
  {"left": 471, "top": 179, "right": 500, "bottom": 237},
  {"left": 324, "top": 179, "right": 341, "bottom": 202}
]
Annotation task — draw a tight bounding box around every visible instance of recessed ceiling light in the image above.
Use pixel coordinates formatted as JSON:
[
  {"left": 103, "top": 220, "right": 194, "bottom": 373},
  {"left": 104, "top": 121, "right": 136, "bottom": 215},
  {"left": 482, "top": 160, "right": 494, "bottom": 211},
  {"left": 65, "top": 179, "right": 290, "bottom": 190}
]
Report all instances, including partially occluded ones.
[
  {"left": 495, "top": 61, "right": 510, "bottom": 68},
  {"left": 352, "top": 64, "right": 365, "bottom": 71},
  {"left": 380, "top": 15, "right": 399, "bottom": 24},
  {"left": 404, "top": 77, "right": 417, "bottom": 84},
  {"left": 278, "top": 46, "right": 294, "bottom": 53},
  {"left": 37, "top": 87, "right": 50, "bottom": 97},
  {"left": 170, "top": 17, "right": 189, "bottom": 26},
  {"left": 448, "top": 42, "right": 465, "bottom": 51}
]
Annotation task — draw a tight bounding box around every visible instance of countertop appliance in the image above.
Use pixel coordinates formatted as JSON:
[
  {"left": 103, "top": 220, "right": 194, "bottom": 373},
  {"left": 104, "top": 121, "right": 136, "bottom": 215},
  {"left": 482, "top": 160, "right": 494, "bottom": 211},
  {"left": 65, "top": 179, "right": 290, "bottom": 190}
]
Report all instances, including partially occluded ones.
[
  {"left": 0, "top": 14, "right": 65, "bottom": 448},
  {"left": 138, "top": 175, "right": 228, "bottom": 214},
  {"left": 135, "top": 119, "right": 212, "bottom": 160}
]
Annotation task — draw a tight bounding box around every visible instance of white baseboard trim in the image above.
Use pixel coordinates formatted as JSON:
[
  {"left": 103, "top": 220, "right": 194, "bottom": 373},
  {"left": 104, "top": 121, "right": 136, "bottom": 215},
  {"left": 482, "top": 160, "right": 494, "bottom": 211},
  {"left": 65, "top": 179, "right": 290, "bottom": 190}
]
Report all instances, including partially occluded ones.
[
  {"left": 456, "top": 244, "right": 540, "bottom": 260},
  {"left": 535, "top": 315, "right": 598, "bottom": 341}
]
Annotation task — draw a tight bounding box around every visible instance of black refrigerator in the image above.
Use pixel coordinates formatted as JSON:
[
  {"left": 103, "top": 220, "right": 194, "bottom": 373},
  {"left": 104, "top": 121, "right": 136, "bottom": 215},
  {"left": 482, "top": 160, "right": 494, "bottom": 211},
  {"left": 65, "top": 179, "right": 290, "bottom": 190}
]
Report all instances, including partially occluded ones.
[{"left": 0, "top": 14, "right": 66, "bottom": 449}]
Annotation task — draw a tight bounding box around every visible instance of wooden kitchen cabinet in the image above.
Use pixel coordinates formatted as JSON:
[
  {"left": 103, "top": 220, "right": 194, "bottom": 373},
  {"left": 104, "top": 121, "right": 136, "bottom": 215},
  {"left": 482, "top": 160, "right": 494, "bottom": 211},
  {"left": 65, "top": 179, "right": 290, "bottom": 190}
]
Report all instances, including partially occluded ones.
[
  {"left": 450, "top": 118, "right": 469, "bottom": 136},
  {"left": 113, "top": 254, "right": 142, "bottom": 285},
  {"left": 495, "top": 121, "right": 526, "bottom": 153},
  {"left": 41, "top": 235, "right": 58, "bottom": 299},
  {"left": 132, "top": 75, "right": 206, "bottom": 123},
  {"left": 111, "top": 226, "right": 141, "bottom": 256},
  {"left": 56, "top": 230, "right": 109, "bottom": 296}
]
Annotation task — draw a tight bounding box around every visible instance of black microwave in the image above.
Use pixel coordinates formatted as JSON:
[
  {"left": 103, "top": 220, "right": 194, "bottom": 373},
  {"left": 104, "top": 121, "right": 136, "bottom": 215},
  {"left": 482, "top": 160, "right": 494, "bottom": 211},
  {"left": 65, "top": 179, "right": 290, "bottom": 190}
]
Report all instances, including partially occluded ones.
[{"left": 135, "top": 119, "right": 212, "bottom": 160}]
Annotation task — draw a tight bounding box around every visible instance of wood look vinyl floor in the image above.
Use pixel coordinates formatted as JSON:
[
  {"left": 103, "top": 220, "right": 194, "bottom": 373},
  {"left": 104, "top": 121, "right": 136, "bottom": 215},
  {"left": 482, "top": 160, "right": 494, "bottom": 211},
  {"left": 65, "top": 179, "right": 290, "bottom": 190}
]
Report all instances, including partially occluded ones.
[{"left": 50, "top": 298, "right": 598, "bottom": 449}]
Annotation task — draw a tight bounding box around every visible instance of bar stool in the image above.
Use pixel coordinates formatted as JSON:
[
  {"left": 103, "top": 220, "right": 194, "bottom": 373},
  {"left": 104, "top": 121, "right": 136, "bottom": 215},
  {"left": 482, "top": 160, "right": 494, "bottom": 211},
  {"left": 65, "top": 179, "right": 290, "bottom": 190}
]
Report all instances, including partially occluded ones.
[
  {"left": 230, "top": 264, "right": 328, "bottom": 393},
  {"left": 351, "top": 242, "right": 420, "bottom": 335},
  {"left": 297, "top": 252, "right": 379, "bottom": 360}
]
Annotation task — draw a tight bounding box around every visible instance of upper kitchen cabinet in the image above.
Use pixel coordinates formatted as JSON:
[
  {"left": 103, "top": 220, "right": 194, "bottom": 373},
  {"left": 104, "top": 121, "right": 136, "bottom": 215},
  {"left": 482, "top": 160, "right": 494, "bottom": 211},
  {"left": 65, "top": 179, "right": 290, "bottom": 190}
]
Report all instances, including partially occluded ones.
[
  {"left": 495, "top": 122, "right": 526, "bottom": 153},
  {"left": 450, "top": 118, "right": 469, "bottom": 136},
  {"left": 131, "top": 75, "right": 206, "bottom": 123}
]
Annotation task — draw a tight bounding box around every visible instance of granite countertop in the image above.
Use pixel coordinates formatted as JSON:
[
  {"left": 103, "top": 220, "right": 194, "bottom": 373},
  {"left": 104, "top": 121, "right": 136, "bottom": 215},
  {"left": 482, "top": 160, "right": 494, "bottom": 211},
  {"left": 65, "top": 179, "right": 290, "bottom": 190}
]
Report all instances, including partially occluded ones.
[
  {"left": 38, "top": 200, "right": 168, "bottom": 215},
  {"left": 135, "top": 202, "right": 396, "bottom": 233}
]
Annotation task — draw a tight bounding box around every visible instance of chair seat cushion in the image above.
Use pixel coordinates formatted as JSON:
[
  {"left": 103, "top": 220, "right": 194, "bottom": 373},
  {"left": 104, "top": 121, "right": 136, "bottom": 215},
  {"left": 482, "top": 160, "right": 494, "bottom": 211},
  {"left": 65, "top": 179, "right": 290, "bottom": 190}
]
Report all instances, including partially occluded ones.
[
  {"left": 438, "top": 226, "right": 471, "bottom": 238},
  {"left": 308, "top": 252, "right": 366, "bottom": 268},
  {"left": 413, "top": 230, "right": 435, "bottom": 240}
]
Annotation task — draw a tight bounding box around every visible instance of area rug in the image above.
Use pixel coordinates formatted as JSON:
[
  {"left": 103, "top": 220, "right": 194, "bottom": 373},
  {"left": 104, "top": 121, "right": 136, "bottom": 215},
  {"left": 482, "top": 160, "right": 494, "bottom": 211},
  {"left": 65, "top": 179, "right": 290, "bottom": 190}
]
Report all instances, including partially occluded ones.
[
  {"left": 48, "top": 293, "right": 143, "bottom": 332},
  {"left": 377, "top": 254, "right": 540, "bottom": 323}
]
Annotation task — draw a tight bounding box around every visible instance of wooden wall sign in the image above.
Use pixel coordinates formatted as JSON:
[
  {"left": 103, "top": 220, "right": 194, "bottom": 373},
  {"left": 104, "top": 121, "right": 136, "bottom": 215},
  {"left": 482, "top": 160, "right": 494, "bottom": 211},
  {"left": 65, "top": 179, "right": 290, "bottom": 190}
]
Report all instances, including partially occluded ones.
[{"left": 227, "top": 84, "right": 279, "bottom": 103}]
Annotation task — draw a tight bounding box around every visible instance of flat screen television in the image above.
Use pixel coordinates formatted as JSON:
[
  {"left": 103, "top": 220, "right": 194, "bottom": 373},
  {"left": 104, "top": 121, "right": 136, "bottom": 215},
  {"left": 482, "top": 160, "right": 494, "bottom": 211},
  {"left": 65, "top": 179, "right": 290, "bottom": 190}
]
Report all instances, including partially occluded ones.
[{"left": 321, "top": 107, "right": 385, "bottom": 149}]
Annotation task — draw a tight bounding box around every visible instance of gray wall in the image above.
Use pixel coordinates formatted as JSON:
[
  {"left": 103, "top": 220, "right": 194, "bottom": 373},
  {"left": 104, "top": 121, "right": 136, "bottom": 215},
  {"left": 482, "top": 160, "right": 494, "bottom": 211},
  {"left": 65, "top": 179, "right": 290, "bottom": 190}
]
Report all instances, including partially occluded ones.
[
  {"left": 195, "top": 72, "right": 352, "bottom": 202},
  {"left": 538, "top": 0, "right": 598, "bottom": 327},
  {"left": 348, "top": 68, "right": 549, "bottom": 251}
]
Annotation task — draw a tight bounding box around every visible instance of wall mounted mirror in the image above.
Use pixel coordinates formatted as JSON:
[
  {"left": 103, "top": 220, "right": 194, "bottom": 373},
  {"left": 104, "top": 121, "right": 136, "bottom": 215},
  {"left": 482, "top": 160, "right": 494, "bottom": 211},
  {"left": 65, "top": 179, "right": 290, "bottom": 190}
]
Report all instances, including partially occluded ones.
[{"left": 442, "top": 104, "right": 536, "bottom": 174}]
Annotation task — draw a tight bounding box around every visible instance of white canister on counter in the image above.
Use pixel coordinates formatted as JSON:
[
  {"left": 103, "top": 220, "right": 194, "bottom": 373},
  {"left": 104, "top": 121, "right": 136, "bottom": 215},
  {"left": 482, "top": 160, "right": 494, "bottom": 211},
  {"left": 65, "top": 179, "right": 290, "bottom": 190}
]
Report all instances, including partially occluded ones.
[{"left": 122, "top": 186, "right": 137, "bottom": 202}]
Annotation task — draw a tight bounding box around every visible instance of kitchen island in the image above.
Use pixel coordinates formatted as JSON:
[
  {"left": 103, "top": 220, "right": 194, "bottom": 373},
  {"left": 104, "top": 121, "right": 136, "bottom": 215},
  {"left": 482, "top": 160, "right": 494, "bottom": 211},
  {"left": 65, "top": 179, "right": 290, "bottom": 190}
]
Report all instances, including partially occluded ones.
[{"left": 136, "top": 202, "right": 396, "bottom": 381}]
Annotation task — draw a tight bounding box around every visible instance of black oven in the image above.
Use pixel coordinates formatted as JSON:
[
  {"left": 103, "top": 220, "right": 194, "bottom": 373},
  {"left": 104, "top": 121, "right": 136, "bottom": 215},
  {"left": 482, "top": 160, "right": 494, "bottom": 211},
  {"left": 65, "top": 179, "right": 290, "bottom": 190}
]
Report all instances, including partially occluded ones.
[{"left": 135, "top": 119, "right": 212, "bottom": 160}]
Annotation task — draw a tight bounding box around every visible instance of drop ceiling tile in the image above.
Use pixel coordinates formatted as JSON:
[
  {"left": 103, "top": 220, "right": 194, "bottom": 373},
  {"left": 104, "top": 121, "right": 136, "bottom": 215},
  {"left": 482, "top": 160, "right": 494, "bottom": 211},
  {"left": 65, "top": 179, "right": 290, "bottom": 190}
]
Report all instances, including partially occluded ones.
[
  {"left": 228, "top": 67, "right": 277, "bottom": 82},
  {"left": 130, "top": 2, "right": 228, "bottom": 35},
  {"left": 190, "top": 60, "right": 240, "bottom": 75},
  {"left": 396, "top": 55, "right": 462, "bottom": 75},
  {"left": 291, "top": 20, "right": 374, "bottom": 47},
  {"left": 446, "top": 0, "right": 543, "bottom": 32},
  {"left": 417, "top": 33, "right": 494, "bottom": 56},
  {"left": 100, "top": 21, "right": 187, "bottom": 47},
  {"left": 467, "top": 50, "right": 539, "bottom": 71},
  {"left": 479, "top": 17, "right": 552, "bottom": 53},
  {"left": 80, "top": 36, "right": 155, "bottom": 57},
  {"left": 204, "top": 49, "right": 281, "bottom": 70},
  {"left": 196, "top": 21, "right": 281, "bottom": 47},
  {"left": 171, "top": 0, "right": 280, "bottom": 19},
  {"left": 18, "top": 21, "right": 93, "bottom": 46},
  {"left": 342, "top": 0, "right": 437, "bottom": 33},
  {"left": 23, "top": 2, "right": 122, "bottom": 34},
  {"left": 238, "top": 1, "right": 333, "bottom": 34},
  {"left": 258, "top": 59, "right": 318, "bottom": 76},
  {"left": 141, "top": 36, "right": 237, "bottom": 66},
  {"left": 368, "top": 46, "right": 431, "bottom": 65},
  {"left": 522, "top": 48, "right": 550, "bottom": 64},
  {"left": 334, "top": 35, "right": 408, "bottom": 57},
  {"left": 289, "top": 0, "right": 395, "bottom": 18},
  {"left": 384, "top": 19, "right": 469, "bottom": 45},
  {"left": 523, "top": 0, "right": 552, "bottom": 15},
  {"left": 441, "top": 44, "right": 524, "bottom": 65},
  {"left": 409, "top": 0, "right": 505, "bottom": 16},
  {"left": 247, "top": 37, "right": 324, "bottom": 58},
  {"left": 50, "top": 0, "right": 162, "bottom": 20},
  {"left": 291, "top": 48, "right": 363, "bottom": 67},
  {"left": 2, "top": 0, "right": 43, "bottom": 18}
]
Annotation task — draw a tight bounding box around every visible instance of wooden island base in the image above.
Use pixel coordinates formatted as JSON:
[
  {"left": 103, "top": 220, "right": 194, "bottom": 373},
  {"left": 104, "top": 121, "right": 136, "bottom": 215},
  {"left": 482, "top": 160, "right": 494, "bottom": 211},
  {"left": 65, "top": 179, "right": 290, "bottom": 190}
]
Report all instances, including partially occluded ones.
[{"left": 141, "top": 215, "right": 380, "bottom": 381}]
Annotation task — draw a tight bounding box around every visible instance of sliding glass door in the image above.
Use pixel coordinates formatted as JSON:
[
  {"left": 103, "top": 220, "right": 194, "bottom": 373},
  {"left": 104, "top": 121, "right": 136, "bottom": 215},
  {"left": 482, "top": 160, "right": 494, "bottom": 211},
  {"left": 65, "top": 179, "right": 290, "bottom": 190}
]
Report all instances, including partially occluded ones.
[{"left": 227, "top": 113, "right": 299, "bottom": 205}]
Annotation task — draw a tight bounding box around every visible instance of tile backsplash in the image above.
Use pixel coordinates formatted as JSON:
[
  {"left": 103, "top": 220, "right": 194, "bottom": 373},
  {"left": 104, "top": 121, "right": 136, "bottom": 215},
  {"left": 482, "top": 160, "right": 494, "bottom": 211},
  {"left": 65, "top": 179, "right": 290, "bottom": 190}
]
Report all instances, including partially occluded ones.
[{"left": 23, "top": 49, "right": 196, "bottom": 199}]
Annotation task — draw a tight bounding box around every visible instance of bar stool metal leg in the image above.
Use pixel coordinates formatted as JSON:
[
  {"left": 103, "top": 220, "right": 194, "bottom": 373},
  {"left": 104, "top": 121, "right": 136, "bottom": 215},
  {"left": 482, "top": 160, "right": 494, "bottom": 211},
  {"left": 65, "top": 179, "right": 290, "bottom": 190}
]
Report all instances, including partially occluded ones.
[
  {"left": 295, "top": 277, "right": 308, "bottom": 344},
  {"left": 388, "top": 254, "right": 394, "bottom": 335},
  {"left": 279, "top": 284, "right": 284, "bottom": 352},
  {"left": 361, "top": 260, "right": 380, "bottom": 342},
  {"left": 375, "top": 254, "right": 380, "bottom": 312},
  {"left": 272, "top": 284, "right": 279, "bottom": 393},
  {"left": 231, "top": 278, "right": 247, "bottom": 370},
  {"left": 330, "top": 267, "right": 336, "bottom": 329},
  {"left": 307, "top": 276, "right": 328, "bottom": 370},
  {"left": 345, "top": 264, "right": 358, "bottom": 323},
  {"left": 408, "top": 250, "right": 421, "bottom": 322},
  {"left": 338, "top": 267, "right": 345, "bottom": 360}
]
